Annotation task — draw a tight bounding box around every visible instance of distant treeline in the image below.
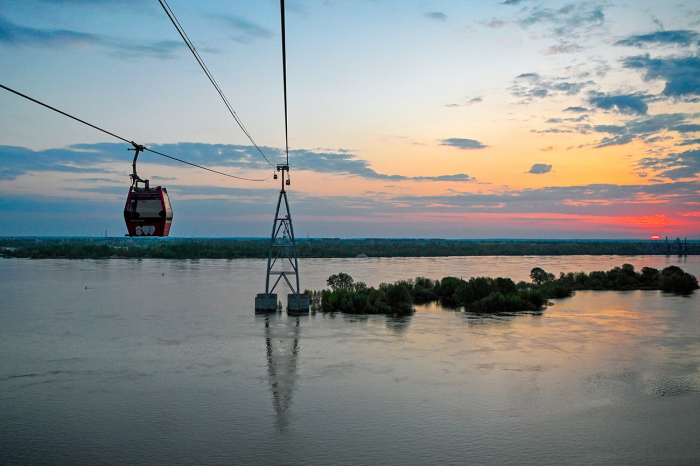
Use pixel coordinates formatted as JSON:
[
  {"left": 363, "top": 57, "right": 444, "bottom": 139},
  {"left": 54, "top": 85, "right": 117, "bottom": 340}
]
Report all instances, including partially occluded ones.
[
  {"left": 307, "top": 264, "right": 699, "bottom": 316},
  {"left": 1, "top": 237, "right": 696, "bottom": 259},
  {"left": 0, "top": 240, "right": 269, "bottom": 259}
]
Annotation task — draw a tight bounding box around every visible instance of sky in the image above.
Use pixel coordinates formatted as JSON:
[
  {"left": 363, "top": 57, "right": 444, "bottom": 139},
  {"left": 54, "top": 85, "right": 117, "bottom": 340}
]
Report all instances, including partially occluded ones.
[{"left": 1, "top": 0, "right": 699, "bottom": 238}]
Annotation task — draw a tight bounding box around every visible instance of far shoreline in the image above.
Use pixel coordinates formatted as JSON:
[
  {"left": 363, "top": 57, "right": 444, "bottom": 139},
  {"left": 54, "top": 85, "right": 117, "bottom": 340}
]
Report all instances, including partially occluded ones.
[{"left": 1, "top": 237, "right": 697, "bottom": 260}]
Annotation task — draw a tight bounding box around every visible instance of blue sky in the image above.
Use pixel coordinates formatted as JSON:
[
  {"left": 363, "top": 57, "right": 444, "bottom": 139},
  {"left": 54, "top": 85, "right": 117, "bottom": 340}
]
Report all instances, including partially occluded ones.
[{"left": 1, "top": 0, "right": 699, "bottom": 238}]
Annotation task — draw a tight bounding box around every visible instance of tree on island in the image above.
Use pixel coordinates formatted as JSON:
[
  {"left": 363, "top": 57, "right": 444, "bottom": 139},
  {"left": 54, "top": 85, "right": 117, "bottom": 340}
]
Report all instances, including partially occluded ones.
[
  {"left": 530, "top": 267, "right": 555, "bottom": 285},
  {"left": 660, "top": 266, "right": 700, "bottom": 294},
  {"left": 327, "top": 272, "right": 355, "bottom": 292}
]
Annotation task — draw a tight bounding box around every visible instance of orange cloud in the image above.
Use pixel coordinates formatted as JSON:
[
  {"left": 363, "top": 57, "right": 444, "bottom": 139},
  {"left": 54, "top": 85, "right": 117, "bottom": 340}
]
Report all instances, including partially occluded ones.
[{"left": 376, "top": 211, "right": 700, "bottom": 232}]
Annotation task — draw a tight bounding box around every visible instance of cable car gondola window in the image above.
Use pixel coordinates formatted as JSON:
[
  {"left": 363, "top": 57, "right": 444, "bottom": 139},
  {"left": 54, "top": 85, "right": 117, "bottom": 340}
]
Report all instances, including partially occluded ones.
[{"left": 128, "top": 196, "right": 164, "bottom": 219}]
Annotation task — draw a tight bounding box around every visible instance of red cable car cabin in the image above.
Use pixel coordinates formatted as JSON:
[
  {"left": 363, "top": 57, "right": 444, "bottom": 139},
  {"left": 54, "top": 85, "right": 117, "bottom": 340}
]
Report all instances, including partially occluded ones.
[
  {"left": 124, "top": 182, "right": 173, "bottom": 237},
  {"left": 123, "top": 143, "right": 173, "bottom": 237}
]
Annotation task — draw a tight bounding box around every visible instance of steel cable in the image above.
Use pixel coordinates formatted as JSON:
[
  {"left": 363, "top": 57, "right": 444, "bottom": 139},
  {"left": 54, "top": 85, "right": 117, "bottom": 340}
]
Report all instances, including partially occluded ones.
[
  {"left": 1, "top": 83, "right": 272, "bottom": 182},
  {"left": 280, "top": 0, "right": 289, "bottom": 166},
  {"left": 158, "top": 0, "right": 277, "bottom": 168}
]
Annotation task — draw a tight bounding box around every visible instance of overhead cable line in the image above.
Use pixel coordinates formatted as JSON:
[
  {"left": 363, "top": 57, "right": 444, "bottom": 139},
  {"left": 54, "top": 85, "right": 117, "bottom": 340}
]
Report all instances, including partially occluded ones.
[
  {"left": 1, "top": 84, "right": 132, "bottom": 145},
  {"left": 280, "top": 0, "right": 289, "bottom": 165},
  {"left": 0, "top": 83, "right": 271, "bottom": 182},
  {"left": 158, "top": 0, "right": 276, "bottom": 168}
]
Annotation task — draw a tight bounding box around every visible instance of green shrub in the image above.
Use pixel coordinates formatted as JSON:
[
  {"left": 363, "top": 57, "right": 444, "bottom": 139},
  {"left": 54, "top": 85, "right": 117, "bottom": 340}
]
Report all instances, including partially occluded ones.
[
  {"left": 494, "top": 277, "right": 518, "bottom": 295},
  {"left": 544, "top": 282, "right": 574, "bottom": 299},
  {"left": 385, "top": 284, "right": 414, "bottom": 315},
  {"left": 519, "top": 289, "right": 547, "bottom": 308},
  {"left": 469, "top": 277, "right": 492, "bottom": 302},
  {"left": 660, "top": 266, "right": 700, "bottom": 294},
  {"left": 640, "top": 267, "right": 660, "bottom": 286},
  {"left": 438, "top": 277, "right": 464, "bottom": 307}
]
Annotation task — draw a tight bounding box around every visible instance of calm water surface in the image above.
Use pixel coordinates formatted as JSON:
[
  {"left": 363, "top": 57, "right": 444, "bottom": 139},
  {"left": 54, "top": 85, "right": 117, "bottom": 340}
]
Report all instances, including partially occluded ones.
[{"left": 1, "top": 256, "right": 699, "bottom": 465}]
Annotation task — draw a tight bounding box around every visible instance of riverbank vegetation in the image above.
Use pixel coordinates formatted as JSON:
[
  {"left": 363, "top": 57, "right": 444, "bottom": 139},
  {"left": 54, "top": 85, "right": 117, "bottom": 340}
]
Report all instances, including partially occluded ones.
[
  {"left": 307, "top": 264, "right": 699, "bottom": 315},
  {"left": 1, "top": 237, "right": 696, "bottom": 259}
]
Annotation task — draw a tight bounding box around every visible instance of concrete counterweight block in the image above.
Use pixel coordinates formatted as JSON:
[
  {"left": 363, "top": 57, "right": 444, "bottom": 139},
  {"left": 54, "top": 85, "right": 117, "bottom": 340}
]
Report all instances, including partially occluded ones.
[
  {"left": 287, "top": 294, "right": 310, "bottom": 314},
  {"left": 255, "top": 293, "right": 278, "bottom": 313}
]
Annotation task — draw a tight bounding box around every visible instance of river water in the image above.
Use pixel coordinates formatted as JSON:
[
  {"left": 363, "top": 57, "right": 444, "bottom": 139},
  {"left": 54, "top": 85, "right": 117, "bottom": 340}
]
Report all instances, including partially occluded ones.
[{"left": 1, "top": 255, "right": 699, "bottom": 465}]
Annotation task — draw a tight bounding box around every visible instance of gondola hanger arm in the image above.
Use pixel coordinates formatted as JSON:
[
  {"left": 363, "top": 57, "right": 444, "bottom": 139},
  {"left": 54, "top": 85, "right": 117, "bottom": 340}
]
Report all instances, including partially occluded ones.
[{"left": 128, "top": 142, "right": 147, "bottom": 187}]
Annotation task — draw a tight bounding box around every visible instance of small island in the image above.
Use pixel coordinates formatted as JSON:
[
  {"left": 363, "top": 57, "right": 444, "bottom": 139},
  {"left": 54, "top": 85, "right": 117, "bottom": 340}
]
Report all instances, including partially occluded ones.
[{"left": 305, "top": 264, "right": 699, "bottom": 316}]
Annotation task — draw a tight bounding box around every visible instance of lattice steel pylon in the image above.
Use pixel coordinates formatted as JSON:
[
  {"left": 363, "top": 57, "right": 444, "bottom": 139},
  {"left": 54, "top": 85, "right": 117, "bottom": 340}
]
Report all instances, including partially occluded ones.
[{"left": 255, "top": 164, "right": 309, "bottom": 313}]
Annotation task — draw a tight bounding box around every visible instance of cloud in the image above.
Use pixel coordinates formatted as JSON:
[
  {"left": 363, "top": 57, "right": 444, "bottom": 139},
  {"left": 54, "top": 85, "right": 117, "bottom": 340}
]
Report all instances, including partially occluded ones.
[
  {"left": 517, "top": 3, "right": 606, "bottom": 37},
  {"left": 511, "top": 72, "right": 593, "bottom": 103},
  {"left": 445, "top": 97, "right": 483, "bottom": 107},
  {"left": 209, "top": 14, "right": 273, "bottom": 44},
  {"left": 0, "top": 143, "right": 476, "bottom": 183},
  {"left": 637, "top": 148, "right": 700, "bottom": 180},
  {"left": 552, "top": 82, "right": 591, "bottom": 94},
  {"left": 538, "top": 111, "right": 700, "bottom": 148},
  {"left": 19, "top": 179, "right": 700, "bottom": 216},
  {"left": 153, "top": 143, "right": 474, "bottom": 181},
  {"left": 423, "top": 12, "right": 447, "bottom": 22},
  {"left": 3, "top": 174, "right": 699, "bottom": 237},
  {"left": 162, "top": 184, "right": 274, "bottom": 199},
  {"left": 582, "top": 113, "right": 700, "bottom": 148},
  {"left": 530, "top": 128, "right": 575, "bottom": 134},
  {"left": 0, "top": 15, "right": 185, "bottom": 59},
  {"left": 594, "top": 134, "right": 636, "bottom": 148},
  {"left": 439, "top": 138, "right": 488, "bottom": 150},
  {"left": 0, "top": 189, "right": 283, "bottom": 237},
  {"left": 564, "top": 106, "right": 589, "bottom": 113},
  {"left": 588, "top": 92, "right": 649, "bottom": 115},
  {"left": 623, "top": 53, "right": 700, "bottom": 97},
  {"left": 386, "top": 181, "right": 700, "bottom": 221},
  {"left": 617, "top": 114, "right": 697, "bottom": 135},
  {"left": 673, "top": 124, "right": 700, "bottom": 133},
  {"left": 0, "top": 14, "right": 99, "bottom": 48},
  {"left": 562, "top": 57, "right": 611, "bottom": 80},
  {"left": 593, "top": 125, "right": 627, "bottom": 135},
  {"left": 544, "top": 43, "right": 583, "bottom": 54},
  {"left": 547, "top": 115, "right": 587, "bottom": 123},
  {"left": 289, "top": 148, "right": 475, "bottom": 181},
  {"left": 412, "top": 174, "right": 475, "bottom": 182},
  {"left": 32, "top": 0, "right": 146, "bottom": 4},
  {"left": 615, "top": 30, "right": 700, "bottom": 48},
  {"left": 108, "top": 40, "right": 187, "bottom": 60},
  {"left": 15, "top": 0, "right": 151, "bottom": 10},
  {"left": 148, "top": 142, "right": 281, "bottom": 170},
  {"left": 0, "top": 144, "right": 121, "bottom": 180},
  {"left": 528, "top": 163, "right": 553, "bottom": 174},
  {"left": 678, "top": 138, "right": 700, "bottom": 146},
  {"left": 486, "top": 19, "right": 505, "bottom": 28},
  {"left": 502, "top": 0, "right": 528, "bottom": 5}
]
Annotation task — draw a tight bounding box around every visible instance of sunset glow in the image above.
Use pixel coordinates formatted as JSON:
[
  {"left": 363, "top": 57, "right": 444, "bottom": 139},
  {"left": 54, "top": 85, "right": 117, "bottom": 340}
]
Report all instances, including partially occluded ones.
[{"left": 0, "top": 0, "right": 698, "bottom": 237}]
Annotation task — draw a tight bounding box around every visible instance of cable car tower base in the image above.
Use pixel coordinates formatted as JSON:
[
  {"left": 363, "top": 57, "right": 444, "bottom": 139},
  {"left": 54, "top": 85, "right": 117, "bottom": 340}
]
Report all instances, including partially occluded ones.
[{"left": 255, "top": 164, "right": 309, "bottom": 315}]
